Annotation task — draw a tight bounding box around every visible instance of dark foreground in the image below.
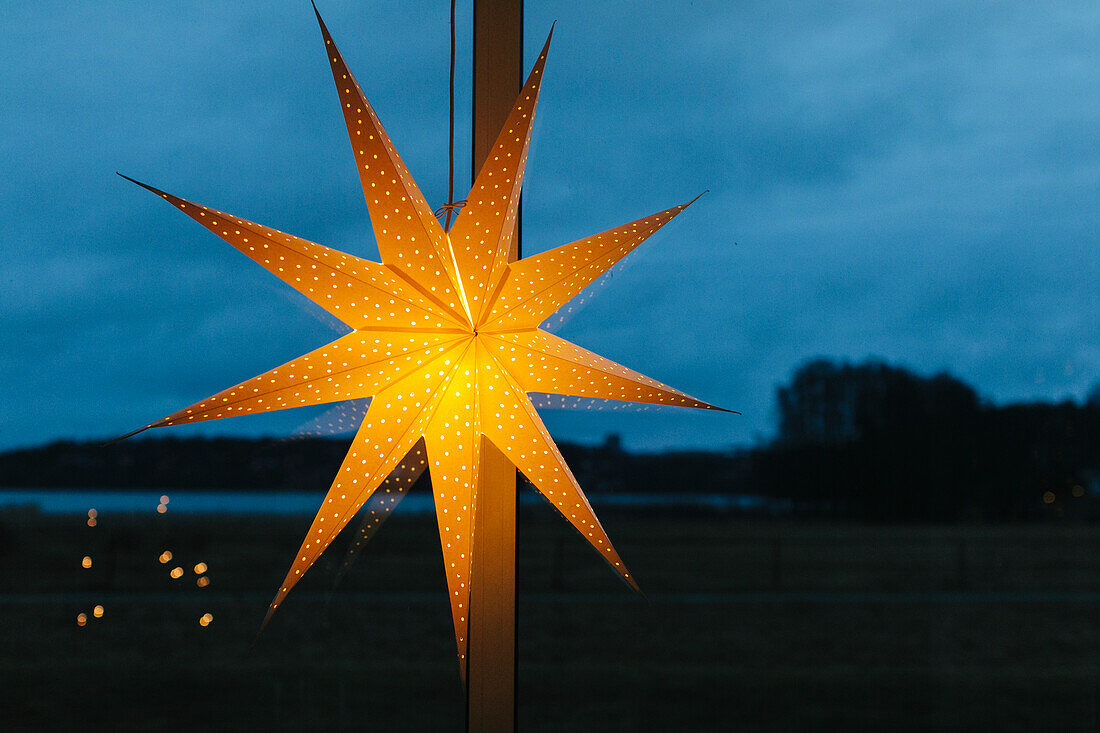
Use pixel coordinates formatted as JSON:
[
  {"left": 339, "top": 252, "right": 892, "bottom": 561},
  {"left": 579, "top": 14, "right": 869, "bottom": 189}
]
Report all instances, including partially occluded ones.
[{"left": 1, "top": 507, "right": 1098, "bottom": 731}]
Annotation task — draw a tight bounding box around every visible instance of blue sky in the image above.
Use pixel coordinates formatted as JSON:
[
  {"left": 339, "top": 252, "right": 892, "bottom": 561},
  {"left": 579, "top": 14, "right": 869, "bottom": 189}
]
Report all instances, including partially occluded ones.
[{"left": 1, "top": 1, "right": 1097, "bottom": 452}]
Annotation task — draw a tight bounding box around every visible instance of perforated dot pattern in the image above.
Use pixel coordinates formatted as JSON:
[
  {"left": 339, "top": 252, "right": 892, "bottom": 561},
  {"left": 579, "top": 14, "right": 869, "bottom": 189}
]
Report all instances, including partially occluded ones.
[
  {"left": 423, "top": 346, "right": 481, "bottom": 679},
  {"left": 123, "top": 12, "right": 728, "bottom": 677},
  {"left": 315, "top": 10, "right": 469, "bottom": 327},
  {"left": 292, "top": 397, "right": 373, "bottom": 438},
  {"left": 476, "top": 343, "right": 639, "bottom": 591},
  {"left": 480, "top": 200, "right": 698, "bottom": 331},
  {"left": 120, "top": 177, "right": 465, "bottom": 332},
  {"left": 447, "top": 32, "right": 553, "bottom": 323},
  {"left": 152, "top": 332, "right": 465, "bottom": 428},
  {"left": 484, "top": 329, "right": 720, "bottom": 410},
  {"left": 263, "top": 343, "right": 470, "bottom": 622},
  {"left": 337, "top": 437, "right": 427, "bottom": 576}
]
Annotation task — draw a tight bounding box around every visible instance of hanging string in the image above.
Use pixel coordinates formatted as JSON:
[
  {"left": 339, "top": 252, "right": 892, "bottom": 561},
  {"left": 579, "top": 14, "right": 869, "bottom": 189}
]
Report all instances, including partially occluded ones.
[{"left": 436, "top": 0, "right": 466, "bottom": 230}]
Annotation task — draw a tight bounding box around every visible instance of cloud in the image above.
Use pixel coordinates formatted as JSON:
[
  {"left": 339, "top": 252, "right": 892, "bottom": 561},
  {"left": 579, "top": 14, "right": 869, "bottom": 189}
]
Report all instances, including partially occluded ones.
[{"left": 1, "top": 0, "right": 1097, "bottom": 451}]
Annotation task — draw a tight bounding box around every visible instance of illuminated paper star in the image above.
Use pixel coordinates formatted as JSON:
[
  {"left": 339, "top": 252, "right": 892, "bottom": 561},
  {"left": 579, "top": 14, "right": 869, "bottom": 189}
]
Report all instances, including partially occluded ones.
[{"left": 119, "top": 10, "right": 727, "bottom": 677}]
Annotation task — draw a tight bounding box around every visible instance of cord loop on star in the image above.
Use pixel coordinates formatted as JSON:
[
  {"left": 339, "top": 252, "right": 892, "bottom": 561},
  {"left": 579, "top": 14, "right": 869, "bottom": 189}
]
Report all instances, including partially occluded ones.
[{"left": 433, "top": 200, "right": 468, "bottom": 221}]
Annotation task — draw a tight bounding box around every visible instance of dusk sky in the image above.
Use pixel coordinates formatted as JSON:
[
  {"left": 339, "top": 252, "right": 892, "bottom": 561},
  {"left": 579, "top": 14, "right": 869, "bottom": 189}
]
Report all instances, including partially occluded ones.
[{"left": 2, "top": 1, "right": 1097, "bottom": 452}]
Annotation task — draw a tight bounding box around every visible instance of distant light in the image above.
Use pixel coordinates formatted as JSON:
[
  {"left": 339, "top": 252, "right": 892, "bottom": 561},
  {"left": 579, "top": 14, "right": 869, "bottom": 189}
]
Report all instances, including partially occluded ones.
[
  {"left": 170, "top": 566, "right": 184, "bottom": 579},
  {"left": 156, "top": 503, "right": 168, "bottom": 514},
  {"left": 159, "top": 550, "right": 173, "bottom": 564},
  {"left": 82, "top": 556, "right": 92, "bottom": 569},
  {"left": 93, "top": 604, "right": 104, "bottom": 618},
  {"left": 1042, "top": 491, "right": 1056, "bottom": 504},
  {"left": 196, "top": 576, "right": 210, "bottom": 588},
  {"left": 86, "top": 517, "right": 97, "bottom": 527},
  {"left": 199, "top": 613, "right": 213, "bottom": 627},
  {"left": 1072, "top": 485, "right": 1085, "bottom": 497},
  {"left": 87, "top": 508, "right": 97, "bottom": 519},
  {"left": 160, "top": 495, "right": 170, "bottom": 504},
  {"left": 193, "top": 562, "right": 208, "bottom": 574},
  {"left": 76, "top": 613, "right": 87, "bottom": 627}
]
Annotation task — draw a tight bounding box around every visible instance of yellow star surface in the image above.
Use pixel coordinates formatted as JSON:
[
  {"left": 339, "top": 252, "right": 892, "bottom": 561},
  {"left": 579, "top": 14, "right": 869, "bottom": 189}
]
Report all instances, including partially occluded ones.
[{"left": 121, "top": 10, "right": 727, "bottom": 676}]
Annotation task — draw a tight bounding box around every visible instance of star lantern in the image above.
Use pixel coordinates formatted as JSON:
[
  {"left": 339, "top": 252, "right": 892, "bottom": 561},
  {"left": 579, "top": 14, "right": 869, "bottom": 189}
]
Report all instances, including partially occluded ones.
[{"left": 119, "top": 8, "right": 728, "bottom": 680}]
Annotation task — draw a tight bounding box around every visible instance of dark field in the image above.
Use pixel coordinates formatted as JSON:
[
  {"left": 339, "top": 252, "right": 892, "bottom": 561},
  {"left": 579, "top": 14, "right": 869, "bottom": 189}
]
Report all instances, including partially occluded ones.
[{"left": 1, "top": 507, "right": 1098, "bottom": 731}]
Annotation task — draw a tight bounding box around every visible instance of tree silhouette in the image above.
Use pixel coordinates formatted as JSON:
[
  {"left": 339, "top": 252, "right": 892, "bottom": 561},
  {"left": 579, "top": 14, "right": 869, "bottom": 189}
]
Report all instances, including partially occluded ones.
[{"left": 761, "top": 358, "right": 1100, "bottom": 520}]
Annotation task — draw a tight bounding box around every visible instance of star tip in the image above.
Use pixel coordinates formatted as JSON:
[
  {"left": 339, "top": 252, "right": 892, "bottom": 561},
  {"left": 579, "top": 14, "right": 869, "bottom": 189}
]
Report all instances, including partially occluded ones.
[
  {"left": 312, "top": 1, "right": 329, "bottom": 33},
  {"left": 685, "top": 190, "right": 709, "bottom": 207},
  {"left": 116, "top": 173, "right": 162, "bottom": 197},
  {"left": 102, "top": 425, "right": 151, "bottom": 447},
  {"left": 252, "top": 600, "right": 280, "bottom": 649}
]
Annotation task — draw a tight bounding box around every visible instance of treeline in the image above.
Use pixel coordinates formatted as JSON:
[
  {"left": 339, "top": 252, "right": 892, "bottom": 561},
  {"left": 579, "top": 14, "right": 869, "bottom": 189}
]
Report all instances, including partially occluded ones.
[
  {"left": 754, "top": 359, "right": 1100, "bottom": 521},
  {"left": 0, "top": 437, "right": 352, "bottom": 492},
  {"left": 0, "top": 433, "right": 751, "bottom": 498},
  {"left": 1, "top": 359, "right": 1097, "bottom": 521}
]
